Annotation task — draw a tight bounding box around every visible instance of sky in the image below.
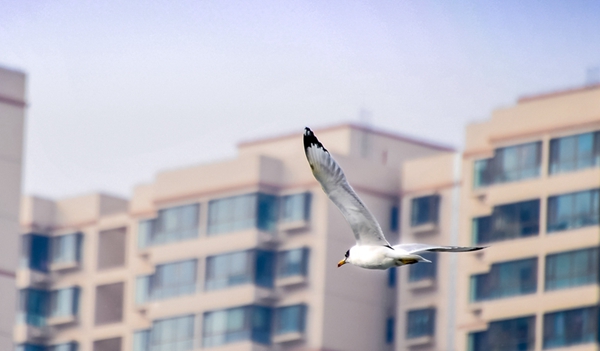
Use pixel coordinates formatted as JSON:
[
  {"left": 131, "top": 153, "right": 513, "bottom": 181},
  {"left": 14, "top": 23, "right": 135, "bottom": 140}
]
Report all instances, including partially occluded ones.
[{"left": 1, "top": 0, "right": 599, "bottom": 199}]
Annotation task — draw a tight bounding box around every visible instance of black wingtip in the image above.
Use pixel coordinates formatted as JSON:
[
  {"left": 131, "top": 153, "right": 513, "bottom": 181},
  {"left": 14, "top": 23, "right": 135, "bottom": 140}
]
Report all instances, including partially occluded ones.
[{"left": 303, "top": 127, "right": 328, "bottom": 153}]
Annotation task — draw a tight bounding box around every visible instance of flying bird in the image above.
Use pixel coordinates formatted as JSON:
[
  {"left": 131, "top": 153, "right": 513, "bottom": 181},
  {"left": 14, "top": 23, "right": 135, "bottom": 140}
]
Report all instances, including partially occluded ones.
[{"left": 303, "top": 127, "right": 486, "bottom": 270}]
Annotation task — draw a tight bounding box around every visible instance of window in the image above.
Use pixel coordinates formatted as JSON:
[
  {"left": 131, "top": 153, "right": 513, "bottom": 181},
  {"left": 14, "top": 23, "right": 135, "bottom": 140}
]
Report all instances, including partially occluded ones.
[
  {"left": 203, "top": 306, "right": 271, "bottom": 347},
  {"left": 280, "top": 192, "right": 311, "bottom": 222},
  {"left": 208, "top": 193, "right": 277, "bottom": 235},
  {"left": 543, "top": 306, "right": 598, "bottom": 349},
  {"left": 138, "top": 204, "right": 199, "bottom": 248},
  {"left": 385, "top": 317, "right": 394, "bottom": 344},
  {"left": 46, "top": 343, "right": 78, "bottom": 351},
  {"left": 133, "top": 330, "right": 150, "bottom": 351},
  {"left": 474, "top": 141, "right": 541, "bottom": 187},
  {"left": 97, "top": 227, "right": 126, "bottom": 270},
  {"left": 471, "top": 258, "right": 537, "bottom": 301},
  {"left": 93, "top": 337, "right": 122, "bottom": 351},
  {"left": 411, "top": 195, "right": 440, "bottom": 226},
  {"left": 20, "top": 234, "right": 50, "bottom": 272},
  {"left": 274, "top": 305, "right": 306, "bottom": 335},
  {"left": 51, "top": 233, "right": 83, "bottom": 266},
  {"left": 388, "top": 267, "right": 396, "bottom": 287},
  {"left": 48, "top": 287, "right": 79, "bottom": 319},
  {"left": 473, "top": 199, "right": 539, "bottom": 244},
  {"left": 276, "top": 248, "right": 309, "bottom": 278},
  {"left": 469, "top": 316, "right": 535, "bottom": 351},
  {"left": 549, "top": 131, "right": 600, "bottom": 174},
  {"left": 16, "top": 345, "right": 45, "bottom": 351},
  {"left": 18, "top": 289, "right": 47, "bottom": 327},
  {"left": 20, "top": 233, "right": 82, "bottom": 272},
  {"left": 18, "top": 287, "right": 79, "bottom": 327},
  {"left": 94, "top": 282, "right": 124, "bottom": 325},
  {"left": 149, "top": 315, "right": 195, "bottom": 351},
  {"left": 547, "top": 189, "right": 599, "bottom": 232},
  {"left": 407, "top": 308, "right": 435, "bottom": 339},
  {"left": 545, "top": 247, "right": 598, "bottom": 291},
  {"left": 390, "top": 205, "right": 399, "bottom": 232},
  {"left": 136, "top": 259, "right": 197, "bottom": 304},
  {"left": 409, "top": 252, "right": 437, "bottom": 282},
  {"left": 205, "top": 250, "right": 274, "bottom": 290}
]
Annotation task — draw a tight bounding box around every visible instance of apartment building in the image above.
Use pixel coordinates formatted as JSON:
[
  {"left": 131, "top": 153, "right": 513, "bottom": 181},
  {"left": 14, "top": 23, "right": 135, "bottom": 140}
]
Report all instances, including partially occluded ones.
[
  {"left": 0, "top": 66, "right": 27, "bottom": 351},
  {"left": 456, "top": 85, "right": 600, "bottom": 351},
  {"left": 15, "top": 124, "right": 452, "bottom": 351}
]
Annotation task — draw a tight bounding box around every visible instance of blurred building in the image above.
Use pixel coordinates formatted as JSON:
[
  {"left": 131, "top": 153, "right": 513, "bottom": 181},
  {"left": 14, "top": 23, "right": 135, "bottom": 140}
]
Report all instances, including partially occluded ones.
[
  {"left": 14, "top": 124, "right": 453, "bottom": 351},
  {"left": 456, "top": 85, "right": 600, "bottom": 351},
  {"left": 0, "top": 66, "right": 27, "bottom": 351}
]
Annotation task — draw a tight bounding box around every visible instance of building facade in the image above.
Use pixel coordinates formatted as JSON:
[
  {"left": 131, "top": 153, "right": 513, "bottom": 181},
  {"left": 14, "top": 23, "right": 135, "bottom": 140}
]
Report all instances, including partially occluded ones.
[
  {"left": 456, "top": 85, "right": 600, "bottom": 351},
  {"left": 0, "top": 66, "right": 27, "bottom": 351},
  {"left": 15, "top": 124, "right": 452, "bottom": 351}
]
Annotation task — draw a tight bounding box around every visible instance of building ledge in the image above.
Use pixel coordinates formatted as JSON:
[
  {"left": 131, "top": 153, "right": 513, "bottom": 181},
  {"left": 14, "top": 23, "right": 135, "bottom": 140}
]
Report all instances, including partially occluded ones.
[
  {"left": 273, "top": 332, "right": 304, "bottom": 344},
  {"left": 275, "top": 275, "right": 307, "bottom": 288},
  {"left": 278, "top": 220, "right": 310, "bottom": 233},
  {"left": 47, "top": 315, "right": 76, "bottom": 326},
  {"left": 405, "top": 335, "right": 433, "bottom": 347},
  {"left": 408, "top": 278, "right": 436, "bottom": 291},
  {"left": 49, "top": 261, "right": 80, "bottom": 272},
  {"left": 410, "top": 223, "right": 438, "bottom": 235}
]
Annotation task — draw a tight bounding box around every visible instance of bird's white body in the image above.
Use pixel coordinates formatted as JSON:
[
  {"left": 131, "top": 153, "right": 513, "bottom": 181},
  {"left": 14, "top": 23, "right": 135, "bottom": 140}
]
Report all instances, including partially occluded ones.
[
  {"left": 303, "top": 127, "right": 486, "bottom": 271},
  {"left": 347, "top": 245, "right": 430, "bottom": 270}
]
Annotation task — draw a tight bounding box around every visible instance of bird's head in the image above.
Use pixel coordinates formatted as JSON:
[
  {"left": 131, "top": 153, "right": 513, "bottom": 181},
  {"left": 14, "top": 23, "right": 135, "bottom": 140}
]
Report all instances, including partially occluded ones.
[{"left": 338, "top": 249, "right": 350, "bottom": 267}]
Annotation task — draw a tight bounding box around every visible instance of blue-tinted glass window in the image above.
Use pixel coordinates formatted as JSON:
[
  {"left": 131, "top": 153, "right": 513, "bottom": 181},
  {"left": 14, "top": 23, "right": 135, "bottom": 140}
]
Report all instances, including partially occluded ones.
[
  {"left": 388, "top": 267, "right": 396, "bottom": 287},
  {"left": 21, "top": 234, "right": 50, "bottom": 272},
  {"left": 390, "top": 205, "right": 399, "bottom": 232},
  {"left": 274, "top": 305, "right": 306, "bottom": 335},
  {"left": 16, "top": 345, "right": 45, "bottom": 351},
  {"left": 46, "top": 342, "right": 78, "bottom": 351},
  {"left": 406, "top": 308, "right": 435, "bottom": 338},
  {"left": 203, "top": 306, "right": 271, "bottom": 347},
  {"left": 543, "top": 306, "right": 598, "bottom": 349},
  {"left": 545, "top": 247, "right": 598, "bottom": 291},
  {"left": 473, "top": 199, "right": 539, "bottom": 244},
  {"left": 51, "top": 233, "right": 82, "bottom": 266},
  {"left": 49, "top": 287, "right": 79, "bottom": 319},
  {"left": 547, "top": 189, "right": 599, "bottom": 233},
  {"left": 139, "top": 204, "right": 199, "bottom": 248},
  {"left": 474, "top": 141, "right": 541, "bottom": 188},
  {"left": 148, "top": 315, "right": 195, "bottom": 351},
  {"left": 471, "top": 258, "right": 537, "bottom": 301},
  {"left": 133, "top": 330, "right": 150, "bottom": 351},
  {"left": 549, "top": 131, "right": 600, "bottom": 174},
  {"left": 206, "top": 251, "right": 253, "bottom": 290},
  {"left": 280, "top": 193, "right": 311, "bottom": 222},
  {"left": 469, "top": 316, "right": 535, "bottom": 351},
  {"left": 137, "top": 259, "right": 197, "bottom": 303},
  {"left": 18, "top": 289, "right": 48, "bottom": 327},
  {"left": 208, "top": 193, "right": 277, "bottom": 235},
  {"left": 409, "top": 252, "right": 437, "bottom": 282},
  {"left": 277, "top": 248, "right": 309, "bottom": 278},
  {"left": 411, "top": 195, "right": 440, "bottom": 226},
  {"left": 386, "top": 317, "right": 395, "bottom": 344},
  {"left": 255, "top": 250, "right": 275, "bottom": 288}
]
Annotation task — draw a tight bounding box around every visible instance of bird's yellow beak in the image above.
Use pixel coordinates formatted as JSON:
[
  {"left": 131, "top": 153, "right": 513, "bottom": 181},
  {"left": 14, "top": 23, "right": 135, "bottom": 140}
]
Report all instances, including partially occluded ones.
[{"left": 337, "top": 258, "right": 347, "bottom": 267}]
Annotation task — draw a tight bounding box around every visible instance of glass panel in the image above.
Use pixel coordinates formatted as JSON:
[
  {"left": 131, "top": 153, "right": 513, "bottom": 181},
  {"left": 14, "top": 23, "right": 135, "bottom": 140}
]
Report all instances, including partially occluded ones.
[
  {"left": 148, "top": 259, "right": 197, "bottom": 301},
  {"left": 408, "top": 252, "right": 437, "bottom": 281},
  {"left": 544, "top": 307, "right": 598, "bottom": 348},
  {"left": 550, "top": 131, "right": 600, "bottom": 174},
  {"left": 470, "top": 316, "right": 535, "bottom": 351},
  {"left": 29, "top": 234, "right": 50, "bottom": 272},
  {"left": 547, "top": 189, "right": 600, "bottom": 233},
  {"left": 49, "top": 287, "right": 78, "bottom": 318},
  {"left": 406, "top": 308, "right": 435, "bottom": 338},
  {"left": 255, "top": 250, "right": 275, "bottom": 287},
  {"left": 205, "top": 251, "right": 254, "bottom": 290},
  {"left": 281, "top": 193, "right": 311, "bottom": 222},
  {"left": 149, "top": 315, "right": 194, "bottom": 351},
  {"left": 411, "top": 195, "right": 440, "bottom": 226},
  {"left": 471, "top": 258, "right": 537, "bottom": 301},
  {"left": 474, "top": 141, "right": 541, "bottom": 188},
  {"left": 473, "top": 199, "right": 539, "bottom": 244},
  {"left": 277, "top": 248, "right": 309, "bottom": 278},
  {"left": 545, "top": 247, "right": 598, "bottom": 291},
  {"left": 274, "top": 305, "right": 306, "bottom": 335},
  {"left": 140, "top": 204, "right": 199, "bottom": 247}
]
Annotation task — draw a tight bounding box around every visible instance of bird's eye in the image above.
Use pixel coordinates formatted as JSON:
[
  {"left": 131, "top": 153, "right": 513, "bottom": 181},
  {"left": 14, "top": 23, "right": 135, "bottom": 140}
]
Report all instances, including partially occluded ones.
[{"left": 345, "top": 250, "right": 350, "bottom": 258}]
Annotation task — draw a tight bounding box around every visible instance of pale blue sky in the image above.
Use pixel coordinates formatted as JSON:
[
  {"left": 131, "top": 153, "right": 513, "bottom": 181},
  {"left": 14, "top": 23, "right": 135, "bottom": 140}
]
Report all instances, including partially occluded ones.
[{"left": 1, "top": 0, "right": 599, "bottom": 198}]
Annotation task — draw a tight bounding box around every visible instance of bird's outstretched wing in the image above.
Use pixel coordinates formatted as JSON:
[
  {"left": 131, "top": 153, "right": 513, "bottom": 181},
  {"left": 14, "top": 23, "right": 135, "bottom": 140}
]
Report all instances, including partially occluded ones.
[
  {"left": 394, "top": 243, "right": 486, "bottom": 254},
  {"left": 303, "top": 127, "right": 390, "bottom": 246}
]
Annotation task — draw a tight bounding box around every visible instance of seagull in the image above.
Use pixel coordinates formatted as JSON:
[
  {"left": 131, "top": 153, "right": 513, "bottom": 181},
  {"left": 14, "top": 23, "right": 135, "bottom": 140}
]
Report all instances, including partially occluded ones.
[{"left": 303, "top": 127, "right": 486, "bottom": 270}]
